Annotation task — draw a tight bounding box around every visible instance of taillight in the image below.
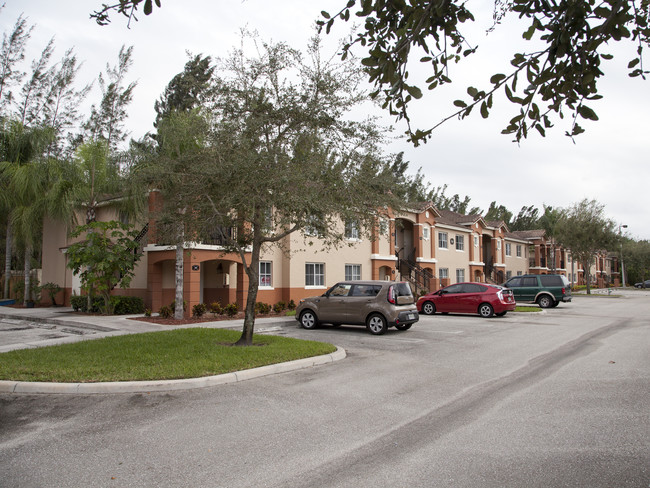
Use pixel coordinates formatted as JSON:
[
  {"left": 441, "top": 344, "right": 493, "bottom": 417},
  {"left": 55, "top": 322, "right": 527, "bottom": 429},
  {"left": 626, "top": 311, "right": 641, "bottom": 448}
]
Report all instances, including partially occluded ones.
[
  {"left": 387, "top": 285, "right": 396, "bottom": 304},
  {"left": 561, "top": 287, "right": 565, "bottom": 294}
]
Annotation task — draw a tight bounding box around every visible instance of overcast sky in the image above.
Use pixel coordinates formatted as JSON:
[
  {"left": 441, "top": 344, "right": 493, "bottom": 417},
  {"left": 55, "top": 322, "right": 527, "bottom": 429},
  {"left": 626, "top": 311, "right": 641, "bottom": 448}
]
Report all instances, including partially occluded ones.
[{"left": 3, "top": 0, "right": 649, "bottom": 239}]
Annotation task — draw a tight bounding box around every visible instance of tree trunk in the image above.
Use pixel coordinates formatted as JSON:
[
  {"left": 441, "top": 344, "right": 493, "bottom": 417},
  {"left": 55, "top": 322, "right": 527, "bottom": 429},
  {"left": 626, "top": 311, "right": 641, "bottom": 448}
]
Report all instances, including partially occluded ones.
[
  {"left": 236, "top": 237, "right": 261, "bottom": 346},
  {"left": 23, "top": 243, "right": 32, "bottom": 306},
  {"left": 4, "top": 218, "right": 12, "bottom": 299},
  {"left": 174, "top": 230, "right": 184, "bottom": 320}
]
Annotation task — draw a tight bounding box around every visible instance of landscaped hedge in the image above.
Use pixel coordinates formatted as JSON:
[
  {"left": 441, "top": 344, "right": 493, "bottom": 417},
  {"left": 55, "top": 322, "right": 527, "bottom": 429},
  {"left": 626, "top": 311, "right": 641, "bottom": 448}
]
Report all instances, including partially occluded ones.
[{"left": 70, "top": 295, "right": 144, "bottom": 315}]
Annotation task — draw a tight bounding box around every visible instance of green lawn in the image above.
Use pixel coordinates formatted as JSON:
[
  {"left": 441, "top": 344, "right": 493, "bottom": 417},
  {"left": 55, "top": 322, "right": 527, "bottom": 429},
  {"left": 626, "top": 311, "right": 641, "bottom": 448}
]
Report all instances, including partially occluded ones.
[{"left": 0, "top": 328, "right": 336, "bottom": 383}]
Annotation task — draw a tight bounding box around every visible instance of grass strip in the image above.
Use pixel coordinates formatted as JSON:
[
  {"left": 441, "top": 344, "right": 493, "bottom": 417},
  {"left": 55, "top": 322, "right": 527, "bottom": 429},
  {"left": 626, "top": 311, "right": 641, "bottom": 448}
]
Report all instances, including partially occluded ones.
[
  {"left": 0, "top": 328, "right": 336, "bottom": 383},
  {"left": 514, "top": 306, "right": 542, "bottom": 312}
]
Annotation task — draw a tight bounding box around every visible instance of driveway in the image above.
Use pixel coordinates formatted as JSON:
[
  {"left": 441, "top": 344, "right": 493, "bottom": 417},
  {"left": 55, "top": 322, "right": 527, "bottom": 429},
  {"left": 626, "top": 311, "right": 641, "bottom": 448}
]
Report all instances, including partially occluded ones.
[{"left": 1, "top": 293, "right": 648, "bottom": 487}]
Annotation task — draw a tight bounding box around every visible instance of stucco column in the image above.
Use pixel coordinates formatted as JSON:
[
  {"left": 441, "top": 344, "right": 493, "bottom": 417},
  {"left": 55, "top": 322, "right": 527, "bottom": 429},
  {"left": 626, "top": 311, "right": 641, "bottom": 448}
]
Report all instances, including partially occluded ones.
[{"left": 183, "top": 253, "right": 202, "bottom": 316}]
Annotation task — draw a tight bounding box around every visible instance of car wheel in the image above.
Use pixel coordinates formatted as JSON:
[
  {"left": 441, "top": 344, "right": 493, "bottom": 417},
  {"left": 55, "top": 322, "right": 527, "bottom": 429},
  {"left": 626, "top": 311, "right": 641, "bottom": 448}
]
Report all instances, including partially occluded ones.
[
  {"left": 299, "top": 310, "right": 319, "bottom": 330},
  {"left": 366, "top": 313, "right": 388, "bottom": 335},
  {"left": 421, "top": 301, "right": 436, "bottom": 315},
  {"left": 495, "top": 311, "right": 507, "bottom": 317},
  {"left": 551, "top": 300, "right": 559, "bottom": 308},
  {"left": 478, "top": 303, "right": 494, "bottom": 318},
  {"left": 538, "top": 295, "right": 553, "bottom": 308},
  {"left": 395, "top": 323, "right": 412, "bottom": 331}
]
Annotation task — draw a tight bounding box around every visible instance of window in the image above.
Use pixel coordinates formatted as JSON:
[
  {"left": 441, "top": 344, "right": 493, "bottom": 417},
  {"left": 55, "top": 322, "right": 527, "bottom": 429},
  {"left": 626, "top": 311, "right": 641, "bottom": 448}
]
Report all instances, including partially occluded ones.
[
  {"left": 474, "top": 235, "right": 479, "bottom": 247},
  {"left": 506, "top": 270, "right": 512, "bottom": 280},
  {"left": 438, "top": 231, "right": 448, "bottom": 249},
  {"left": 517, "top": 271, "right": 523, "bottom": 276},
  {"left": 422, "top": 226, "right": 430, "bottom": 240},
  {"left": 345, "top": 264, "right": 361, "bottom": 281},
  {"left": 439, "top": 268, "right": 449, "bottom": 279},
  {"left": 345, "top": 220, "right": 359, "bottom": 240},
  {"left": 259, "top": 261, "right": 272, "bottom": 287},
  {"left": 455, "top": 235, "right": 464, "bottom": 251},
  {"left": 516, "top": 245, "right": 522, "bottom": 257},
  {"left": 497, "top": 239, "right": 502, "bottom": 251},
  {"left": 456, "top": 268, "right": 465, "bottom": 283},
  {"left": 305, "top": 263, "right": 324, "bottom": 286},
  {"left": 505, "top": 243, "right": 512, "bottom": 256},
  {"left": 379, "top": 218, "right": 388, "bottom": 236}
]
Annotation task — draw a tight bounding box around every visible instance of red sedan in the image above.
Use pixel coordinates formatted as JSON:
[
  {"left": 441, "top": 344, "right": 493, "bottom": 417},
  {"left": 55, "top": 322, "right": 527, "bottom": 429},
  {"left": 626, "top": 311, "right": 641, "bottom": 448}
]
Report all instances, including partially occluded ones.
[{"left": 417, "top": 282, "right": 516, "bottom": 318}]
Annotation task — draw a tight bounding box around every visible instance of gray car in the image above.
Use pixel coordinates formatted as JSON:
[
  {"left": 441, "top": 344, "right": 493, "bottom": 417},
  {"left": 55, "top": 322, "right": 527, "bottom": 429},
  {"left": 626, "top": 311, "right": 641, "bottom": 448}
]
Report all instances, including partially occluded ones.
[{"left": 296, "top": 280, "right": 419, "bottom": 335}]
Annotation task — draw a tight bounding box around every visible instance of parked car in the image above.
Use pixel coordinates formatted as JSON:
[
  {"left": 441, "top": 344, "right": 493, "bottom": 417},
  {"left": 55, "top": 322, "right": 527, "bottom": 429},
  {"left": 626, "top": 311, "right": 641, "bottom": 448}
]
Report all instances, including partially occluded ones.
[
  {"left": 502, "top": 274, "right": 571, "bottom": 308},
  {"left": 634, "top": 279, "right": 650, "bottom": 288},
  {"left": 416, "top": 282, "right": 516, "bottom": 318},
  {"left": 296, "top": 281, "right": 418, "bottom": 335}
]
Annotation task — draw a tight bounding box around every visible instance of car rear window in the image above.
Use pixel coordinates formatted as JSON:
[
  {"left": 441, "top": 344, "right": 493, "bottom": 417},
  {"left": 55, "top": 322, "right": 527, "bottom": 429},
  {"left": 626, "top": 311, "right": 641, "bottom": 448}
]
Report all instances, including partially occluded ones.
[{"left": 394, "top": 283, "right": 413, "bottom": 297}]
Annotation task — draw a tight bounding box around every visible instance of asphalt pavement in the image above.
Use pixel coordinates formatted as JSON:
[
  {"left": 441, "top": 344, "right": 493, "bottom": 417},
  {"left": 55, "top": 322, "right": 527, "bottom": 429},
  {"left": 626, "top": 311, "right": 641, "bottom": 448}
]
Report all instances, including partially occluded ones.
[{"left": 0, "top": 305, "right": 344, "bottom": 394}]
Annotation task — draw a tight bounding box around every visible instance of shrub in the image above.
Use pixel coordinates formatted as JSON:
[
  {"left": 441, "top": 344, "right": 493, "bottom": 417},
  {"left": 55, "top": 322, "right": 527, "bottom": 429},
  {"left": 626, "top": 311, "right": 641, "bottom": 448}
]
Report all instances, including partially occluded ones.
[
  {"left": 41, "top": 282, "right": 62, "bottom": 306},
  {"left": 192, "top": 303, "right": 207, "bottom": 317},
  {"left": 170, "top": 300, "right": 187, "bottom": 313},
  {"left": 159, "top": 305, "right": 173, "bottom": 318},
  {"left": 111, "top": 296, "right": 145, "bottom": 315},
  {"left": 209, "top": 302, "right": 223, "bottom": 315},
  {"left": 224, "top": 302, "right": 238, "bottom": 317},
  {"left": 144, "top": 308, "right": 152, "bottom": 317},
  {"left": 273, "top": 301, "right": 286, "bottom": 313},
  {"left": 287, "top": 299, "right": 296, "bottom": 311},
  {"left": 255, "top": 302, "right": 271, "bottom": 315},
  {"left": 70, "top": 295, "right": 104, "bottom": 313}
]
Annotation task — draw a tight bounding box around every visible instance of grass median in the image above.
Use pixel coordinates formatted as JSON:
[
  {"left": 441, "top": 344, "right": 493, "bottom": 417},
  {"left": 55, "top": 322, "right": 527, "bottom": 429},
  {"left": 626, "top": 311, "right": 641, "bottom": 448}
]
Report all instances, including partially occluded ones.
[{"left": 0, "top": 328, "right": 337, "bottom": 383}]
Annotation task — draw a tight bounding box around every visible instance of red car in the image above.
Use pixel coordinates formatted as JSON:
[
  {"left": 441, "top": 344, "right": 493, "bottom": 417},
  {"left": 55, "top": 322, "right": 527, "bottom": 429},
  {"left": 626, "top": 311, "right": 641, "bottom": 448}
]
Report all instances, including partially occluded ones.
[{"left": 417, "top": 282, "right": 516, "bottom": 318}]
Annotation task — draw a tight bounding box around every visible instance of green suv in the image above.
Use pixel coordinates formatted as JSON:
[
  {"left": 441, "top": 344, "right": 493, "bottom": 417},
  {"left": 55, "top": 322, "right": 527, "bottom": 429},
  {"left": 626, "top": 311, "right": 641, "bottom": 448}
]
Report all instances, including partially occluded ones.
[{"left": 502, "top": 274, "right": 572, "bottom": 308}]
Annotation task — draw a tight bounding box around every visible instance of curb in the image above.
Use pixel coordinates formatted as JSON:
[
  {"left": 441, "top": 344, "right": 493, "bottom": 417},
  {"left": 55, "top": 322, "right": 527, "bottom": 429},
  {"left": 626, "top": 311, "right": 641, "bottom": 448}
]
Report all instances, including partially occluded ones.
[
  {"left": 0, "top": 346, "right": 346, "bottom": 395},
  {"left": 0, "top": 312, "right": 115, "bottom": 332}
]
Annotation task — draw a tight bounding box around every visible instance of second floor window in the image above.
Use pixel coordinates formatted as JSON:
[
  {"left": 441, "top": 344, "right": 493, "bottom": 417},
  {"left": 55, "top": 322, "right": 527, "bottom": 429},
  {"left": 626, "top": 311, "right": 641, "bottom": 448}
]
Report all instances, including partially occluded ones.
[
  {"left": 506, "top": 243, "right": 512, "bottom": 256},
  {"left": 456, "top": 235, "right": 464, "bottom": 251},
  {"left": 438, "top": 232, "right": 448, "bottom": 249},
  {"left": 516, "top": 245, "right": 522, "bottom": 257},
  {"left": 345, "top": 220, "right": 360, "bottom": 240},
  {"left": 439, "top": 268, "right": 449, "bottom": 279}
]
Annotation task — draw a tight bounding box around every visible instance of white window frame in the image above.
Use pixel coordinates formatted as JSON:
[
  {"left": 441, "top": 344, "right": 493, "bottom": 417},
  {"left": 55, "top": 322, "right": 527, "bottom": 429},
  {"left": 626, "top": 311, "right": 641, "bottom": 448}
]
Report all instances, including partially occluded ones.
[
  {"left": 439, "top": 268, "right": 449, "bottom": 279},
  {"left": 455, "top": 235, "right": 464, "bottom": 251},
  {"left": 305, "top": 263, "right": 325, "bottom": 287},
  {"left": 422, "top": 226, "right": 430, "bottom": 240},
  {"left": 345, "top": 220, "right": 360, "bottom": 240},
  {"left": 497, "top": 239, "right": 502, "bottom": 251},
  {"left": 516, "top": 245, "right": 522, "bottom": 257},
  {"left": 474, "top": 235, "right": 479, "bottom": 247},
  {"left": 505, "top": 243, "right": 512, "bottom": 256},
  {"left": 456, "top": 268, "right": 465, "bottom": 283},
  {"left": 259, "top": 261, "right": 272, "bottom": 288},
  {"left": 345, "top": 264, "right": 361, "bottom": 281},
  {"left": 438, "top": 231, "right": 448, "bottom": 249}
]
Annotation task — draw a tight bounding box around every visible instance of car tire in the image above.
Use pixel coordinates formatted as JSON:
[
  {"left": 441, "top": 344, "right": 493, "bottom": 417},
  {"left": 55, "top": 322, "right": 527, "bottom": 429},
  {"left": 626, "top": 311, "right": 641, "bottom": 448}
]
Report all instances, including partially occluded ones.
[
  {"left": 478, "top": 303, "right": 494, "bottom": 318},
  {"left": 495, "top": 311, "right": 507, "bottom": 317},
  {"left": 299, "top": 310, "right": 319, "bottom": 330},
  {"left": 421, "top": 301, "right": 436, "bottom": 315},
  {"left": 537, "top": 295, "right": 553, "bottom": 308},
  {"left": 551, "top": 300, "right": 559, "bottom": 308},
  {"left": 366, "top": 313, "right": 388, "bottom": 335},
  {"left": 394, "top": 323, "right": 412, "bottom": 331}
]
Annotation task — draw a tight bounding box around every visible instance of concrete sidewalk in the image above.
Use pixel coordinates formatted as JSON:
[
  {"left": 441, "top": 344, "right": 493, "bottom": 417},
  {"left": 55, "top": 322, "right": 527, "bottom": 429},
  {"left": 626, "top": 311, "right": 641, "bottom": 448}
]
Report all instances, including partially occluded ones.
[{"left": 0, "top": 305, "right": 344, "bottom": 394}]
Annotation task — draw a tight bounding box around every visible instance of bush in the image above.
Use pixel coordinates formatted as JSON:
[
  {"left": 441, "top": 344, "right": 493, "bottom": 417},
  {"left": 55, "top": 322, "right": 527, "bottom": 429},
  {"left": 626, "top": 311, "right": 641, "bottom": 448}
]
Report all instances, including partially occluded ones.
[
  {"left": 70, "top": 295, "right": 104, "bottom": 313},
  {"left": 41, "top": 282, "right": 62, "bottom": 306},
  {"left": 224, "top": 302, "right": 238, "bottom": 317},
  {"left": 209, "top": 302, "right": 223, "bottom": 315},
  {"left": 192, "top": 303, "right": 207, "bottom": 317},
  {"left": 288, "top": 299, "right": 296, "bottom": 311},
  {"left": 144, "top": 308, "right": 152, "bottom": 317},
  {"left": 273, "top": 301, "right": 286, "bottom": 313},
  {"left": 111, "top": 296, "right": 145, "bottom": 315},
  {"left": 159, "top": 305, "right": 173, "bottom": 318},
  {"left": 255, "top": 302, "right": 272, "bottom": 315},
  {"left": 170, "top": 300, "right": 187, "bottom": 313}
]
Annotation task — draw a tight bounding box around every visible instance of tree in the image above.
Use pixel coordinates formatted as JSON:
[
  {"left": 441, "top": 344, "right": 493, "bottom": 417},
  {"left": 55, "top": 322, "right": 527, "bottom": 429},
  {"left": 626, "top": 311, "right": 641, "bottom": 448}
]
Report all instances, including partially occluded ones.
[
  {"left": 153, "top": 54, "right": 214, "bottom": 129},
  {"left": 622, "top": 238, "right": 650, "bottom": 285},
  {"left": 82, "top": 45, "right": 137, "bottom": 153},
  {"left": 66, "top": 220, "right": 141, "bottom": 314},
  {"left": 538, "top": 205, "right": 563, "bottom": 272},
  {"left": 0, "top": 14, "right": 33, "bottom": 115},
  {"left": 91, "top": 1, "right": 650, "bottom": 145},
  {"left": 484, "top": 202, "right": 513, "bottom": 226},
  {"left": 555, "top": 199, "right": 618, "bottom": 294},
  {"left": 428, "top": 184, "right": 481, "bottom": 215},
  {"left": 510, "top": 205, "right": 540, "bottom": 231},
  {"left": 158, "top": 36, "right": 409, "bottom": 345}
]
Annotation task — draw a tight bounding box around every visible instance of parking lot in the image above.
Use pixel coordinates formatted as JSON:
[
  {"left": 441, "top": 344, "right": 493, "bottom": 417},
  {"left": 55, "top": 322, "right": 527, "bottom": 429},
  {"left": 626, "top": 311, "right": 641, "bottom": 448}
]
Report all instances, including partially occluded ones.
[{"left": 1, "top": 292, "right": 649, "bottom": 488}]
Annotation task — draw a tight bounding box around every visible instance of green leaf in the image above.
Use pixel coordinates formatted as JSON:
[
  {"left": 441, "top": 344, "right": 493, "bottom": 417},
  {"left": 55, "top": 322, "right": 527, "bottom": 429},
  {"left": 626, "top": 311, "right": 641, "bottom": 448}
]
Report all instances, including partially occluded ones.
[
  {"left": 577, "top": 105, "right": 599, "bottom": 121},
  {"left": 467, "top": 86, "right": 478, "bottom": 98},
  {"left": 144, "top": 0, "right": 152, "bottom": 15},
  {"left": 453, "top": 100, "right": 468, "bottom": 108},
  {"left": 490, "top": 74, "right": 506, "bottom": 85},
  {"left": 628, "top": 58, "right": 640, "bottom": 69},
  {"left": 480, "top": 101, "right": 489, "bottom": 118},
  {"left": 406, "top": 85, "right": 423, "bottom": 99},
  {"left": 321, "top": 11, "right": 331, "bottom": 19}
]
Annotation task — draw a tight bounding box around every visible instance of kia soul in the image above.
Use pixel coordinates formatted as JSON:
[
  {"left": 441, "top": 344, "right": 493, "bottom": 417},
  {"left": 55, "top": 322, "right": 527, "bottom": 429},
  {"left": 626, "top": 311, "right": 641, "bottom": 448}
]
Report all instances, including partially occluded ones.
[{"left": 296, "top": 280, "right": 419, "bottom": 335}]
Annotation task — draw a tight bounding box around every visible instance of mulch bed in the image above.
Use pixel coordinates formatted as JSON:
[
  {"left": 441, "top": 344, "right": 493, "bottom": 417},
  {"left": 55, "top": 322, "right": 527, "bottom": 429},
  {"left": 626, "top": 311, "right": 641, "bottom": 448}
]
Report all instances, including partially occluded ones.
[{"left": 130, "top": 311, "right": 294, "bottom": 326}]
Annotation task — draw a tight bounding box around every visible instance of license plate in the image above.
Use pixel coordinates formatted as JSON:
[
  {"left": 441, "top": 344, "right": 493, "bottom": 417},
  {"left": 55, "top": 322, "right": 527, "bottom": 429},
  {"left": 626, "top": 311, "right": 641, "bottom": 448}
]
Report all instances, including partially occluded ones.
[{"left": 408, "top": 313, "right": 415, "bottom": 320}]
